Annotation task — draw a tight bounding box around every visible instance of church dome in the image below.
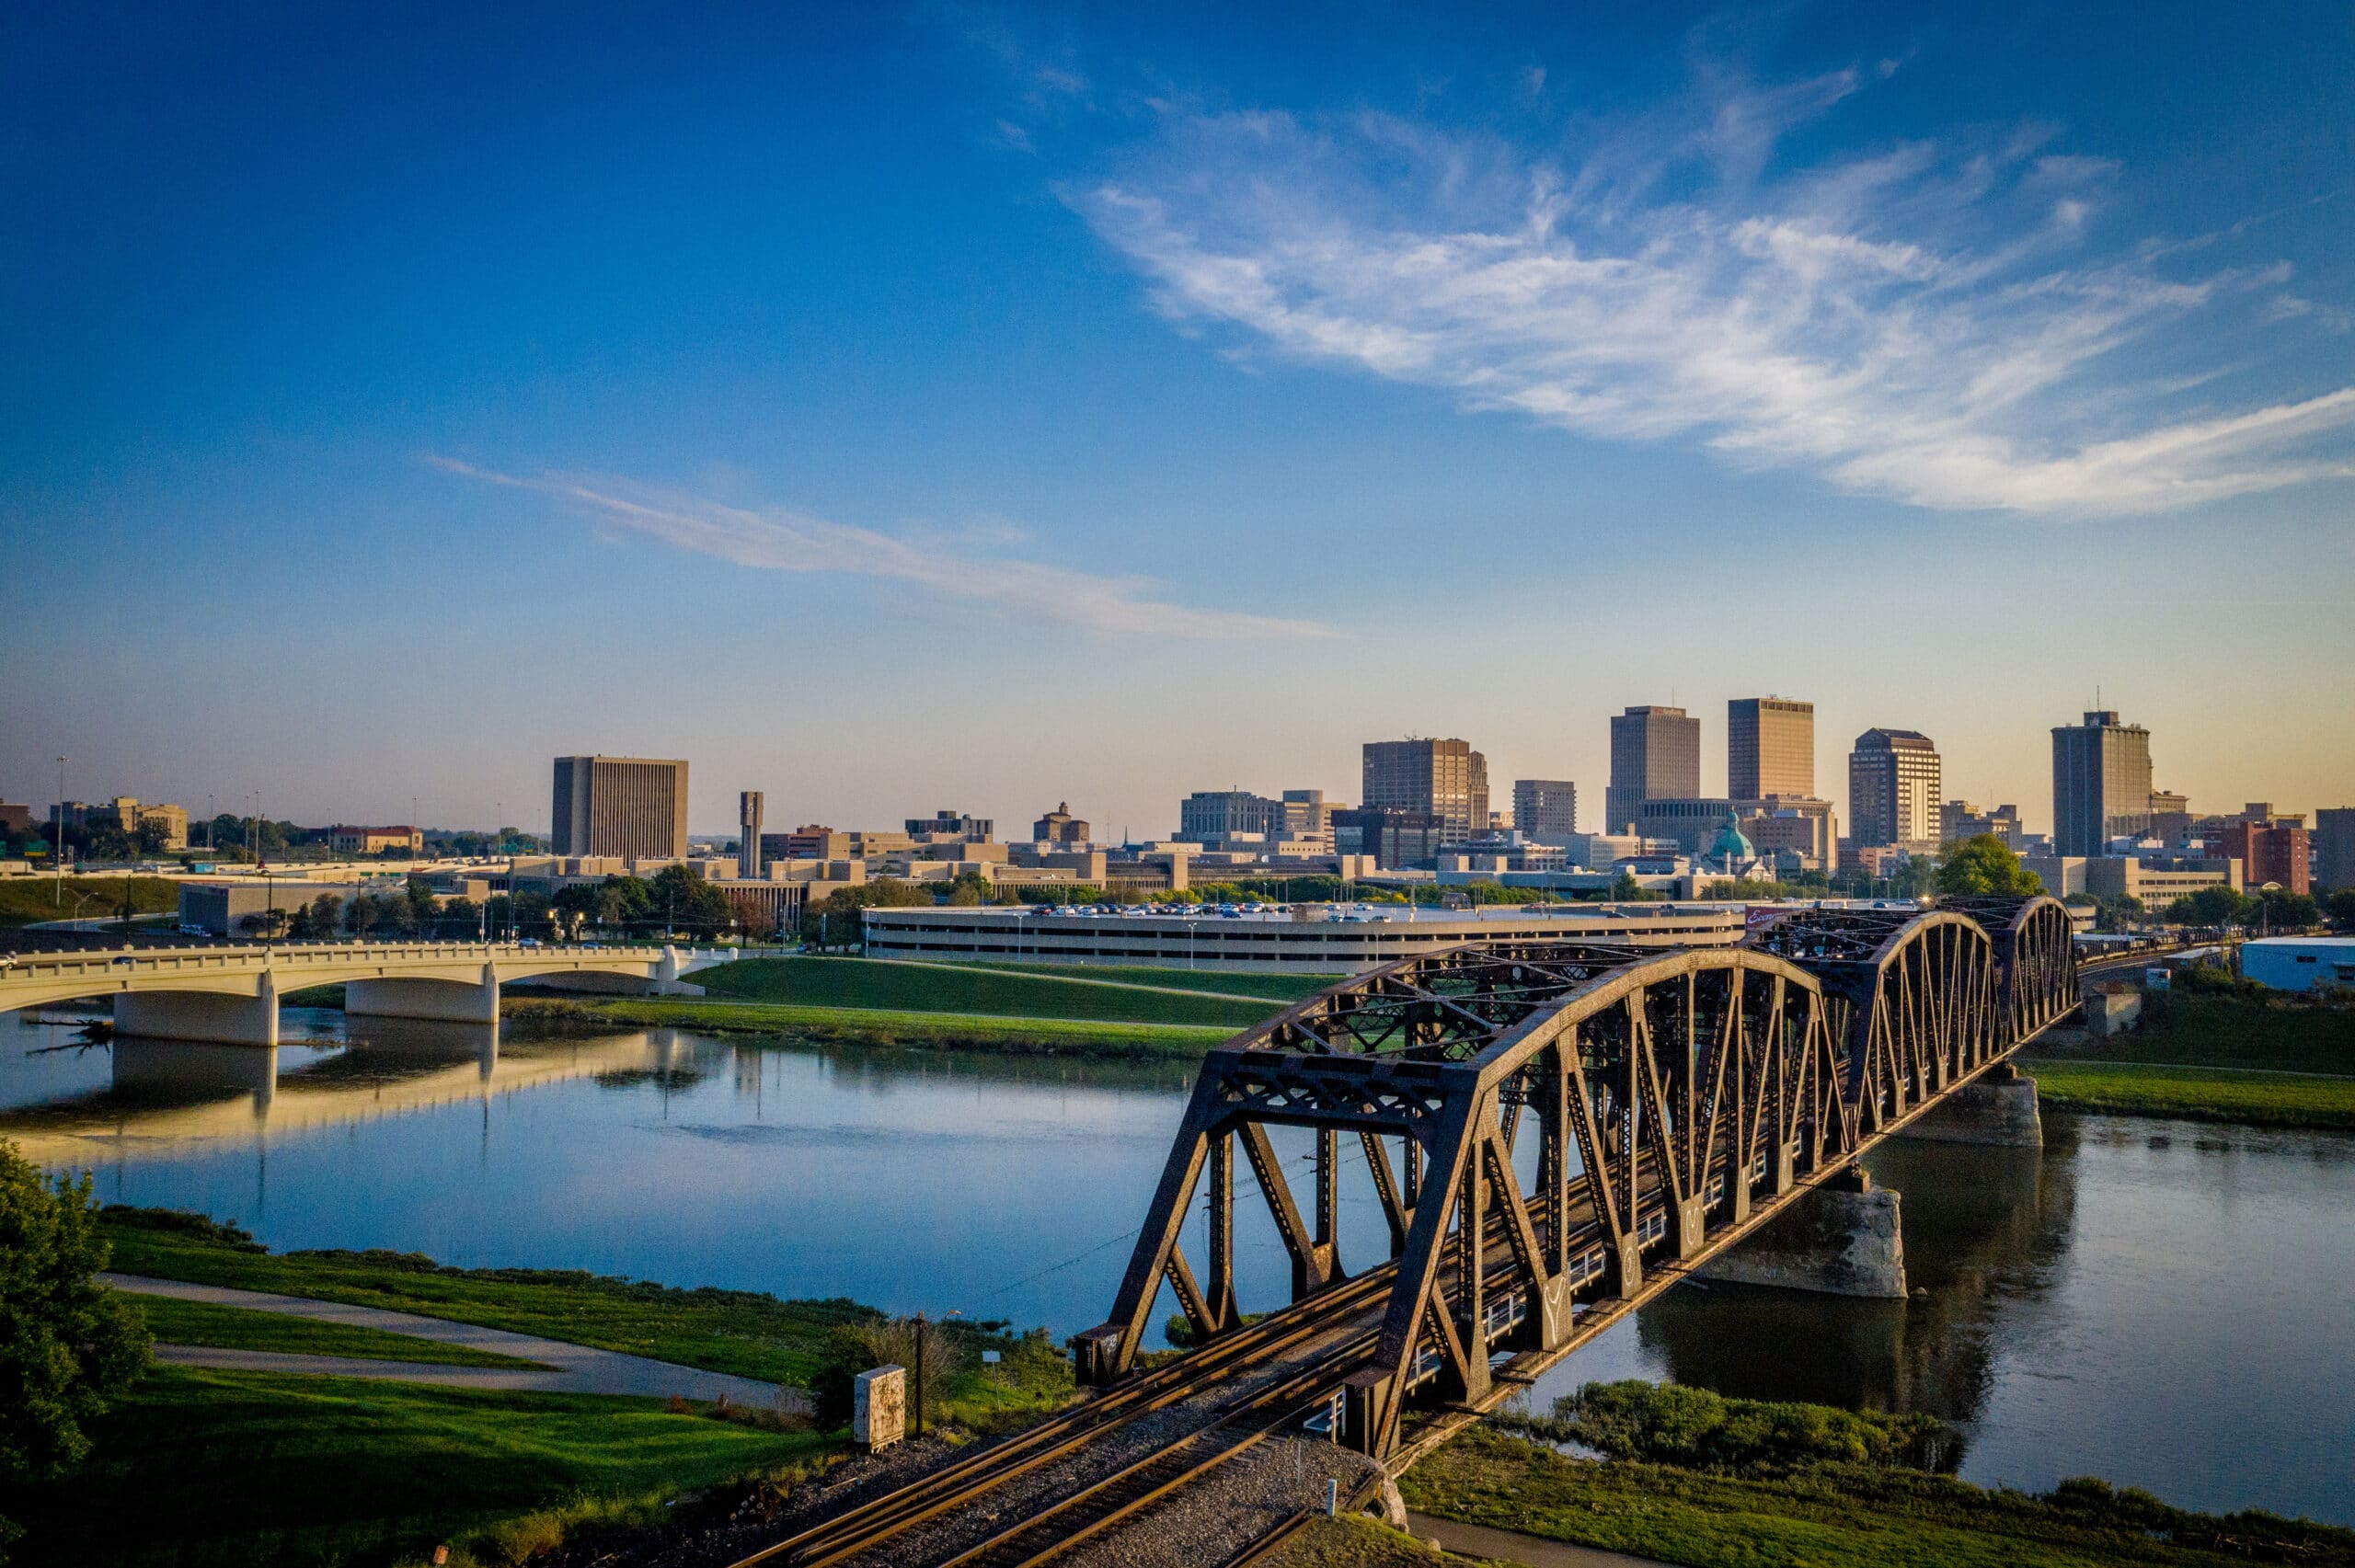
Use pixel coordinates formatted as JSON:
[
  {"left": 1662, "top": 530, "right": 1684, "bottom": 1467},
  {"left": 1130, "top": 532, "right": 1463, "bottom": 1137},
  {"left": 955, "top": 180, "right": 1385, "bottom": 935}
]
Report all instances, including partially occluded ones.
[{"left": 1707, "top": 811, "right": 1755, "bottom": 862}]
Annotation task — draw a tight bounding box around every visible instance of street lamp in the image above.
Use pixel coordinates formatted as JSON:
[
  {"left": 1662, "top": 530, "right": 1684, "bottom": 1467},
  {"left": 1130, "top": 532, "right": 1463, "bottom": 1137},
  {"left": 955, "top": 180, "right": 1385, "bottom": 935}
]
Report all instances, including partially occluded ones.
[{"left": 52, "top": 756, "right": 64, "bottom": 905}]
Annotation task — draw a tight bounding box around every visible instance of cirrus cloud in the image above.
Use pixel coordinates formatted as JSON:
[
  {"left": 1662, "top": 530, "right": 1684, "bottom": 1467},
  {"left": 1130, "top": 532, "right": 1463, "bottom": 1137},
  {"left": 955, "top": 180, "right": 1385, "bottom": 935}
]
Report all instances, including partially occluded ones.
[
  {"left": 429, "top": 458, "right": 1335, "bottom": 640},
  {"left": 1071, "top": 93, "right": 2355, "bottom": 517}
]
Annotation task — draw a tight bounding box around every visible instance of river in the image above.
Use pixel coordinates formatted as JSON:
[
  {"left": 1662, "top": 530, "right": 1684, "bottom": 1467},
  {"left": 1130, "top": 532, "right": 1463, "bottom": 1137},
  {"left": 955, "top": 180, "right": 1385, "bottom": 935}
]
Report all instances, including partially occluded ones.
[{"left": 4, "top": 1010, "right": 2349, "bottom": 1525}]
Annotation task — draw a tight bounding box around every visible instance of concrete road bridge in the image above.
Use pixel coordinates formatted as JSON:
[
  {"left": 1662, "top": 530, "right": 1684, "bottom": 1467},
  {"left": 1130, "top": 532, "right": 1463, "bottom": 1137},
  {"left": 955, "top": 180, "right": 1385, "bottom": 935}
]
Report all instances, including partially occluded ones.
[{"left": 0, "top": 940, "right": 740, "bottom": 1045}]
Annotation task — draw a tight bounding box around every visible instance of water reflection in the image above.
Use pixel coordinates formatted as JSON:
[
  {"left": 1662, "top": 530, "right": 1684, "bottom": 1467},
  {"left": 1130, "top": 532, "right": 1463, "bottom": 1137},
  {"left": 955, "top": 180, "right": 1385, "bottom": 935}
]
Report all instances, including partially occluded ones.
[{"left": 4, "top": 1009, "right": 2349, "bottom": 1525}]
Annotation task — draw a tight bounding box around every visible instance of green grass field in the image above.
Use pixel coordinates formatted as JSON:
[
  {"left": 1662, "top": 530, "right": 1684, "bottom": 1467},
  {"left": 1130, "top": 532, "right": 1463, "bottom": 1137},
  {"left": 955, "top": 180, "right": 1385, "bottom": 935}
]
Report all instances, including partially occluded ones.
[
  {"left": 2020, "top": 1060, "right": 2355, "bottom": 1129},
  {"left": 1400, "top": 1426, "right": 2355, "bottom": 1568},
  {"left": 0, "top": 875, "right": 180, "bottom": 927},
  {"left": 505, "top": 996, "right": 1236, "bottom": 1057},
  {"left": 938, "top": 962, "right": 1344, "bottom": 1002},
  {"left": 0, "top": 1368, "right": 830, "bottom": 1568},
  {"left": 2021, "top": 994, "right": 2355, "bottom": 1129},
  {"left": 691, "top": 956, "right": 1283, "bottom": 1026},
  {"left": 102, "top": 1211, "right": 874, "bottom": 1386},
  {"left": 132, "top": 1295, "right": 554, "bottom": 1369}
]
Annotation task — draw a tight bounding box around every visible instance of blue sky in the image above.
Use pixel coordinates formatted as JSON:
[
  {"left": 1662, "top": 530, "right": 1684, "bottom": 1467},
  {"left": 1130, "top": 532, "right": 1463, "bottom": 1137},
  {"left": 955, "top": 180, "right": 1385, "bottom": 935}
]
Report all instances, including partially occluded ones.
[{"left": 5, "top": 2, "right": 2349, "bottom": 836}]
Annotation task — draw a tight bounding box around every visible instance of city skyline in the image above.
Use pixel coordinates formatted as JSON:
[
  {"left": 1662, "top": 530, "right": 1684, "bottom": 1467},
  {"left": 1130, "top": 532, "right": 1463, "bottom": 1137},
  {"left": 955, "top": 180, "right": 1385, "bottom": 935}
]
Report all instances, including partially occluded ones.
[{"left": 6, "top": 4, "right": 2351, "bottom": 835}]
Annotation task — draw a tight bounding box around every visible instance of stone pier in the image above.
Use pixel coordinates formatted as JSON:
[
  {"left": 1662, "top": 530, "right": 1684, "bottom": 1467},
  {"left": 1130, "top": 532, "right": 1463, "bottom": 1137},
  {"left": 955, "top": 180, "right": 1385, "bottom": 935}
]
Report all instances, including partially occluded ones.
[
  {"left": 1898, "top": 1063, "right": 2043, "bottom": 1147},
  {"left": 347, "top": 963, "right": 501, "bottom": 1024},
  {"left": 115, "top": 976, "right": 281, "bottom": 1047},
  {"left": 1695, "top": 1168, "right": 1907, "bottom": 1299}
]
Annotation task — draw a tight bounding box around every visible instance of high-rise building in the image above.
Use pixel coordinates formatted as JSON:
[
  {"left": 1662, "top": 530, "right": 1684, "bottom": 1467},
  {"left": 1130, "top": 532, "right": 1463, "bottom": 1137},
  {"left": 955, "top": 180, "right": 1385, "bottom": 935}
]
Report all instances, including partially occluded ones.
[
  {"left": 1513, "top": 780, "right": 1579, "bottom": 843},
  {"left": 551, "top": 756, "right": 690, "bottom": 861},
  {"left": 1032, "top": 802, "right": 1089, "bottom": 846},
  {"left": 1280, "top": 789, "right": 1338, "bottom": 850},
  {"left": 738, "top": 791, "right": 764, "bottom": 879},
  {"left": 1729, "top": 697, "right": 1814, "bottom": 800},
  {"left": 2051, "top": 711, "right": 2154, "bottom": 856},
  {"left": 1178, "top": 790, "right": 1282, "bottom": 843},
  {"left": 2211, "top": 814, "right": 2312, "bottom": 895},
  {"left": 1849, "top": 729, "right": 1943, "bottom": 848},
  {"left": 2147, "top": 789, "right": 2192, "bottom": 845},
  {"left": 1606, "top": 706, "right": 1700, "bottom": 832},
  {"left": 905, "top": 809, "right": 993, "bottom": 841},
  {"left": 2315, "top": 807, "right": 2355, "bottom": 892},
  {"left": 1361, "top": 739, "right": 1488, "bottom": 844},
  {"left": 1332, "top": 808, "right": 1446, "bottom": 871}
]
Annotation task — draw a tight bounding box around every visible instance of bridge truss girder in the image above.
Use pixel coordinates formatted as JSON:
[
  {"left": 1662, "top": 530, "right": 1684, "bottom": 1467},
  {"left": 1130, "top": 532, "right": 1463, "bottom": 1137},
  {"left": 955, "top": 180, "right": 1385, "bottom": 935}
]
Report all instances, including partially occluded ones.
[{"left": 1076, "top": 905, "right": 2073, "bottom": 1460}]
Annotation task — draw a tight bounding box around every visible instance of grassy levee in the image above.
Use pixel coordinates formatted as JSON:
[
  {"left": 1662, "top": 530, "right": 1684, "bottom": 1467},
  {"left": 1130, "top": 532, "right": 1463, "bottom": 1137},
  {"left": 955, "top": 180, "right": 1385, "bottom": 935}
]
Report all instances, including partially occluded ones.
[
  {"left": 1401, "top": 1425, "right": 2355, "bottom": 1568},
  {"left": 1268, "top": 1515, "right": 1449, "bottom": 1566},
  {"left": 2019, "top": 1061, "right": 2355, "bottom": 1129},
  {"left": 931, "top": 961, "right": 1346, "bottom": 1002},
  {"left": 0, "top": 875, "right": 181, "bottom": 926},
  {"left": 505, "top": 996, "right": 1235, "bottom": 1057},
  {"left": 101, "top": 1210, "right": 872, "bottom": 1386},
  {"left": 132, "top": 1296, "right": 554, "bottom": 1368},
  {"left": 2022, "top": 992, "right": 2355, "bottom": 1129},
  {"left": 690, "top": 955, "right": 1281, "bottom": 1026},
  {"left": 0, "top": 1368, "right": 829, "bottom": 1568}
]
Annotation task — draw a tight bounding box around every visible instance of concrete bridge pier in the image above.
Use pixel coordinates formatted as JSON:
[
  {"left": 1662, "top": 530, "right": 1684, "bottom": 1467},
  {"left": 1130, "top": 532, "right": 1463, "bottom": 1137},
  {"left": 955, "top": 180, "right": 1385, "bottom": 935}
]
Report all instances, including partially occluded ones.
[
  {"left": 347, "top": 963, "right": 501, "bottom": 1024},
  {"left": 1898, "top": 1063, "right": 2042, "bottom": 1148},
  {"left": 1695, "top": 1168, "right": 1908, "bottom": 1299},
  {"left": 115, "top": 974, "right": 281, "bottom": 1047}
]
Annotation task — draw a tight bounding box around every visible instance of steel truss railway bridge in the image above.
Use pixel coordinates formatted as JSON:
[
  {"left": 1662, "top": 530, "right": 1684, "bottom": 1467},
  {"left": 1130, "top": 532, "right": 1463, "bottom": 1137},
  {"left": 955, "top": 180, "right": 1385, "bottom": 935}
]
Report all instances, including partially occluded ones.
[
  {"left": 738, "top": 895, "right": 2124, "bottom": 1568},
  {"left": 1075, "top": 893, "right": 2084, "bottom": 1460}
]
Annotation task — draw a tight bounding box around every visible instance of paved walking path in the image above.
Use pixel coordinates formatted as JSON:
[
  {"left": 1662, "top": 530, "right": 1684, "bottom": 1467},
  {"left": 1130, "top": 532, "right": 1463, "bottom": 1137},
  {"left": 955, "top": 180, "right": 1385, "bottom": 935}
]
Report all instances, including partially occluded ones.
[
  {"left": 1407, "top": 1513, "right": 1665, "bottom": 1567},
  {"left": 106, "top": 1273, "right": 790, "bottom": 1403}
]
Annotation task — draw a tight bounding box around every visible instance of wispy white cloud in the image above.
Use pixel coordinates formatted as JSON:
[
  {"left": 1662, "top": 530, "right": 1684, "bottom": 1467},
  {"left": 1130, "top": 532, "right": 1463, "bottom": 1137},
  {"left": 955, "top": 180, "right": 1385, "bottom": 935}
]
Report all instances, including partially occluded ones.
[
  {"left": 430, "top": 459, "right": 1333, "bottom": 640},
  {"left": 1072, "top": 87, "right": 2355, "bottom": 516}
]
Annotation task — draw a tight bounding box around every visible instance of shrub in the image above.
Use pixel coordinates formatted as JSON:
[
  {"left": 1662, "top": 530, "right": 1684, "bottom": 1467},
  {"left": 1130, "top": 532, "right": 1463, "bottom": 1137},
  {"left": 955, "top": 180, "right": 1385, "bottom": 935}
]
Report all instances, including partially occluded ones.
[{"left": 1535, "top": 1380, "right": 1951, "bottom": 1473}]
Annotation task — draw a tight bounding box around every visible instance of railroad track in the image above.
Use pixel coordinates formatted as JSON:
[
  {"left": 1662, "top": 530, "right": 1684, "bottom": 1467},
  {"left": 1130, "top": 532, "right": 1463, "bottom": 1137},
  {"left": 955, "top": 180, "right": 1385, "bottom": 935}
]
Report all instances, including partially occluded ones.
[
  {"left": 731, "top": 1274, "right": 1391, "bottom": 1568},
  {"left": 935, "top": 1343, "right": 1373, "bottom": 1568}
]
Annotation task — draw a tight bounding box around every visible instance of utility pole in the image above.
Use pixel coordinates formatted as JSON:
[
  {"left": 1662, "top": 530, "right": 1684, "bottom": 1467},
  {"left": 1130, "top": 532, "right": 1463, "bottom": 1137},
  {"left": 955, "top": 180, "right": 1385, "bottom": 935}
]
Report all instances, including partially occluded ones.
[
  {"left": 53, "top": 756, "right": 65, "bottom": 905},
  {"left": 913, "top": 1311, "right": 926, "bottom": 1438}
]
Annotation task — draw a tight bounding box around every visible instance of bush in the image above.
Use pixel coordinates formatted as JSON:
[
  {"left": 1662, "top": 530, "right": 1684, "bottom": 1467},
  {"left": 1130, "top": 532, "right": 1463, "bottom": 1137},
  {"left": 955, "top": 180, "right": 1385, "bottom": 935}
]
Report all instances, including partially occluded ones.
[
  {"left": 1528, "top": 1380, "right": 1952, "bottom": 1473},
  {"left": 98, "top": 1205, "right": 266, "bottom": 1253},
  {"left": 2, "top": 1142, "right": 154, "bottom": 1483}
]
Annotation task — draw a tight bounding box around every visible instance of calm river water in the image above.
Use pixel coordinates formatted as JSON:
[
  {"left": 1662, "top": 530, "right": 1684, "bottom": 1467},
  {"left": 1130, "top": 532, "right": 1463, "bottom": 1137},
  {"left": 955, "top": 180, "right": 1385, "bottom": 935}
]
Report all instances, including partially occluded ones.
[{"left": 4, "top": 1010, "right": 2349, "bottom": 1525}]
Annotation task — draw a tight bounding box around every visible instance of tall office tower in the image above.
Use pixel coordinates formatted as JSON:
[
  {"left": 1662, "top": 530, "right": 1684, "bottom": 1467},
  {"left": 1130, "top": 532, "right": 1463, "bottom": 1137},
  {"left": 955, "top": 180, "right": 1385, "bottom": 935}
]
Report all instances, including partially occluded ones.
[
  {"left": 738, "top": 791, "right": 764, "bottom": 879},
  {"left": 1605, "top": 705, "right": 1701, "bottom": 832},
  {"left": 2051, "top": 710, "right": 2154, "bottom": 856},
  {"left": 1729, "top": 697, "right": 1814, "bottom": 800},
  {"left": 2315, "top": 807, "right": 2355, "bottom": 892},
  {"left": 1513, "top": 779, "right": 1580, "bottom": 842},
  {"left": 550, "top": 756, "right": 690, "bottom": 861},
  {"left": 1280, "top": 788, "right": 1338, "bottom": 848},
  {"left": 1361, "top": 738, "right": 1488, "bottom": 844},
  {"left": 1848, "top": 729, "right": 1943, "bottom": 847}
]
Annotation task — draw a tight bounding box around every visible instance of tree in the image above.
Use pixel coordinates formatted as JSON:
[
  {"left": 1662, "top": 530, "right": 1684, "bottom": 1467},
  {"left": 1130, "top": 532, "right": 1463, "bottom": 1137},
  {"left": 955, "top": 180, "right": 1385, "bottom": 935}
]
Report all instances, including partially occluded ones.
[
  {"left": 1936, "top": 835, "right": 2041, "bottom": 898},
  {"left": 0, "top": 1139, "right": 151, "bottom": 1487},
  {"left": 1610, "top": 871, "right": 1643, "bottom": 902},
  {"left": 646, "top": 864, "right": 732, "bottom": 940},
  {"left": 132, "top": 819, "right": 171, "bottom": 857},
  {"left": 2329, "top": 889, "right": 2355, "bottom": 933},
  {"left": 2172, "top": 885, "right": 2251, "bottom": 928}
]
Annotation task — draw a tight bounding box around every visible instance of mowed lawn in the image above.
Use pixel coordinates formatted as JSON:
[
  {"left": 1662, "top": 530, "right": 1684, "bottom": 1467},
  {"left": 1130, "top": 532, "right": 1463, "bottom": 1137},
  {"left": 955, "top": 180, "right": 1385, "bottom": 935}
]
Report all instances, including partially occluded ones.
[
  {"left": 692, "top": 956, "right": 1286, "bottom": 1028},
  {"left": 0, "top": 874, "right": 180, "bottom": 925},
  {"left": 0, "top": 1368, "right": 827, "bottom": 1568},
  {"left": 133, "top": 1295, "right": 553, "bottom": 1368},
  {"left": 2022, "top": 994, "right": 2355, "bottom": 1129},
  {"left": 104, "top": 1212, "right": 872, "bottom": 1386},
  {"left": 945, "top": 961, "right": 1343, "bottom": 1002}
]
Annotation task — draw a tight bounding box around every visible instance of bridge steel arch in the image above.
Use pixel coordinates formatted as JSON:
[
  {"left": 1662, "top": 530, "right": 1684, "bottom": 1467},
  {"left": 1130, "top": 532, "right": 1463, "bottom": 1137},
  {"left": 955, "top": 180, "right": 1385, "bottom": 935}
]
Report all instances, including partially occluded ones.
[{"left": 1076, "top": 902, "right": 2078, "bottom": 1461}]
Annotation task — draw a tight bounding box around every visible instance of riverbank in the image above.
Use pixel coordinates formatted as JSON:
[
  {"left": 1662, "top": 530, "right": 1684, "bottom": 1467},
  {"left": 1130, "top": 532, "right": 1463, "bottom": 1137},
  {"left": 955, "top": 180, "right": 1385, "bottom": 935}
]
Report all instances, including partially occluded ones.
[
  {"left": 1401, "top": 1422, "right": 2355, "bottom": 1568},
  {"left": 2022, "top": 991, "right": 2355, "bottom": 1129},
  {"left": 502, "top": 995, "right": 1236, "bottom": 1056}
]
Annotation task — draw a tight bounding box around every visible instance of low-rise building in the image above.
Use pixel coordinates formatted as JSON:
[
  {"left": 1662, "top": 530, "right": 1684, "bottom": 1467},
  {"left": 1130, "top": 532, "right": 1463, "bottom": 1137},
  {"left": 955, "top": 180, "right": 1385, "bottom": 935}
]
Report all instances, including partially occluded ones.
[
  {"left": 2079, "top": 854, "right": 2242, "bottom": 910},
  {"left": 1939, "top": 801, "right": 2026, "bottom": 850},
  {"left": 2242, "top": 937, "right": 2355, "bottom": 992},
  {"left": 1032, "top": 802, "right": 1090, "bottom": 847},
  {"left": 179, "top": 879, "right": 365, "bottom": 935},
  {"left": 328, "top": 825, "right": 424, "bottom": 856}
]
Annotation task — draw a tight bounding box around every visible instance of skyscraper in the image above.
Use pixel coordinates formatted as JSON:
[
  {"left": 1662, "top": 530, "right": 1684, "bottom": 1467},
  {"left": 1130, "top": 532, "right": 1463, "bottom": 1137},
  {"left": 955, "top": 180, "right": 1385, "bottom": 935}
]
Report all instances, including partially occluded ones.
[
  {"left": 2316, "top": 807, "right": 2355, "bottom": 892},
  {"left": 1605, "top": 706, "right": 1700, "bottom": 832},
  {"left": 1513, "top": 779, "right": 1579, "bottom": 843},
  {"left": 1361, "top": 738, "right": 1488, "bottom": 844},
  {"left": 738, "top": 791, "right": 764, "bottom": 879},
  {"left": 2051, "top": 711, "right": 2154, "bottom": 856},
  {"left": 550, "top": 756, "right": 690, "bottom": 861},
  {"left": 1848, "top": 729, "right": 1942, "bottom": 848},
  {"left": 1729, "top": 697, "right": 1814, "bottom": 800}
]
